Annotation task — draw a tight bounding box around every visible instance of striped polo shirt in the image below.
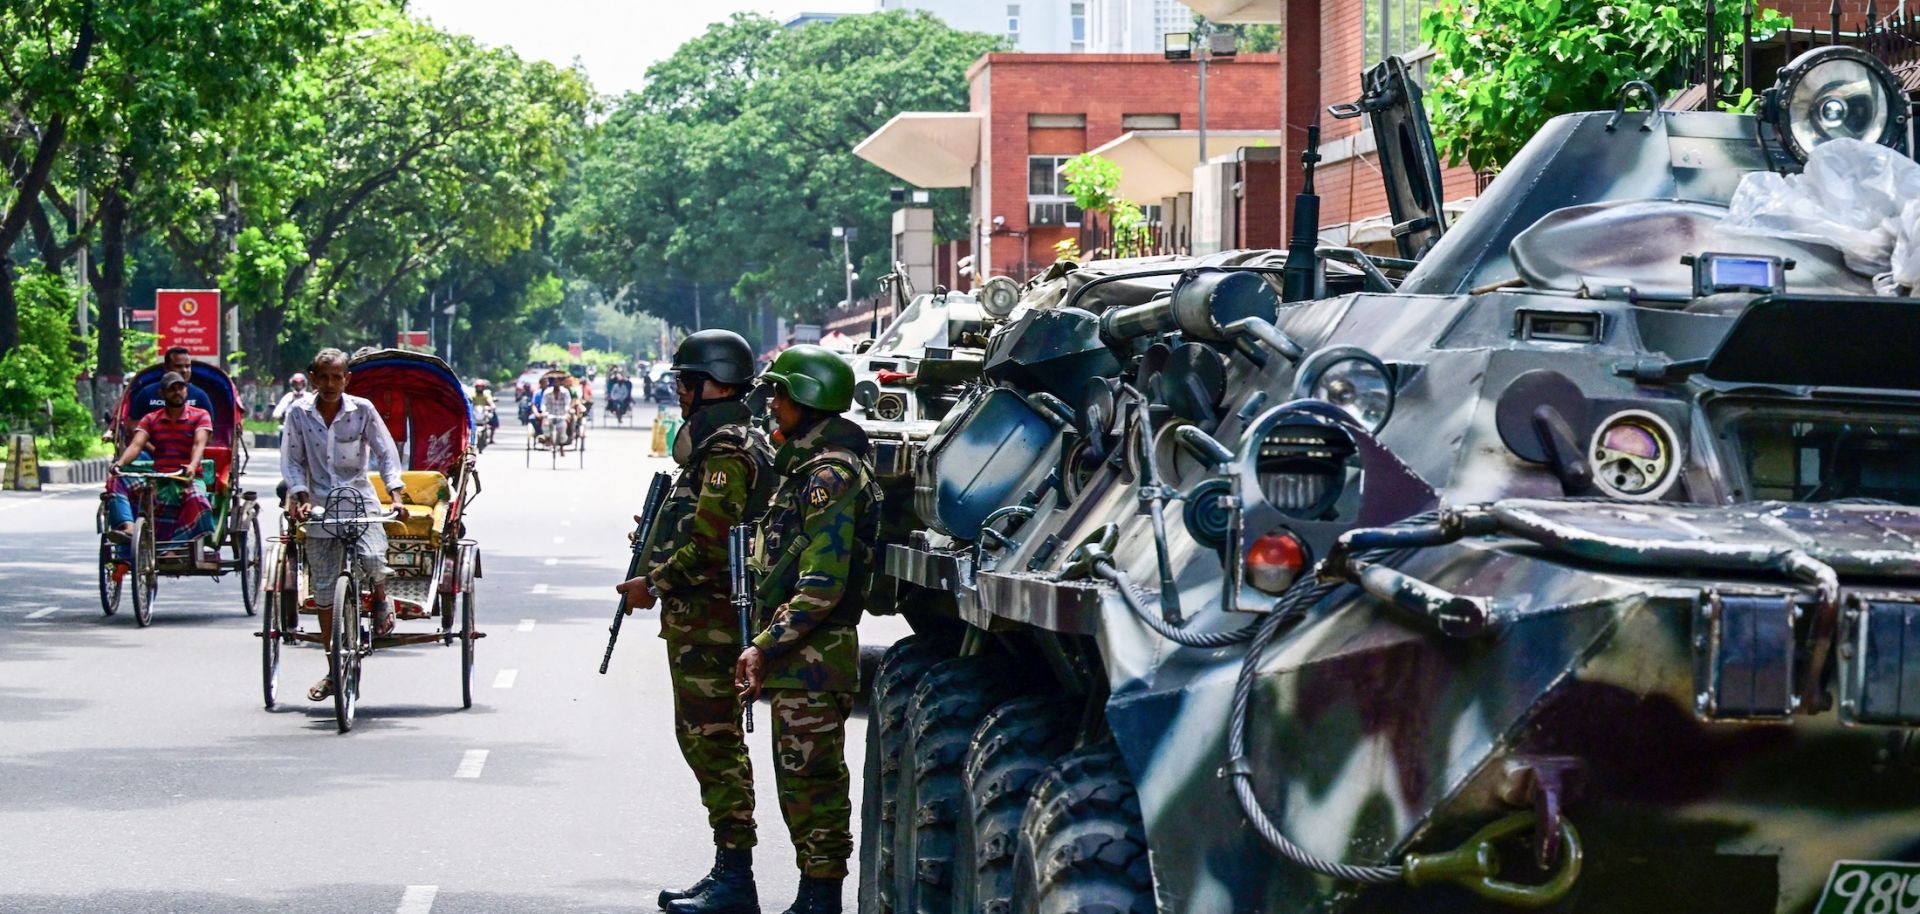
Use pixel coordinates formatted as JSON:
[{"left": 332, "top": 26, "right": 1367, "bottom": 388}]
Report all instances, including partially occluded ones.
[{"left": 138, "top": 405, "right": 212, "bottom": 467}]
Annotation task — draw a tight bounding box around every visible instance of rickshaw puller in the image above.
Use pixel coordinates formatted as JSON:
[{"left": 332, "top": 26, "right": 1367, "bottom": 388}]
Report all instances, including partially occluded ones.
[
  {"left": 106, "top": 371, "right": 217, "bottom": 569},
  {"left": 282, "top": 348, "right": 413, "bottom": 702}
]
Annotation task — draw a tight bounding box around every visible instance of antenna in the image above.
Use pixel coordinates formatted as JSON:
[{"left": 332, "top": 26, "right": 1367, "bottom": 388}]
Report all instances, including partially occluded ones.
[{"left": 1281, "top": 124, "right": 1325, "bottom": 303}]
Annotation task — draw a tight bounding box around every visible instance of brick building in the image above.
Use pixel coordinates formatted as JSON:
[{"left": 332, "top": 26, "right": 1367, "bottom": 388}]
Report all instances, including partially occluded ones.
[{"left": 857, "top": 52, "right": 1282, "bottom": 280}]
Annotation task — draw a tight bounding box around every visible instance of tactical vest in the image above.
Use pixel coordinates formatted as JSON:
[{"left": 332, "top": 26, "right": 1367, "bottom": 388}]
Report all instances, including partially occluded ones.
[
  {"left": 752, "top": 444, "right": 883, "bottom": 626},
  {"left": 650, "top": 417, "right": 775, "bottom": 575}
]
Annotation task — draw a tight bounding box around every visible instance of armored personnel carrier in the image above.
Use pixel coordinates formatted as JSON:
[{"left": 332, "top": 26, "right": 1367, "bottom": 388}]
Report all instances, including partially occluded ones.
[{"left": 859, "top": 35, "right": 1920, "bottom": 914}]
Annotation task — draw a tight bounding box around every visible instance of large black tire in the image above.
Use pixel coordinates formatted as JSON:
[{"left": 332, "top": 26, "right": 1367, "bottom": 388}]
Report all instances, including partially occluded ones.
[
  {"left": 900, "top": 655, "right": 1031, "bottom": 914},
  {"left": 958, "top": 696, "right": 1077, "bottom": 914},
  {"left": 860, "top": 635, "right": 954, "bottom": 914},
  {"left": 1013, "top": 746, "right": 1154, "bottom": 914}
]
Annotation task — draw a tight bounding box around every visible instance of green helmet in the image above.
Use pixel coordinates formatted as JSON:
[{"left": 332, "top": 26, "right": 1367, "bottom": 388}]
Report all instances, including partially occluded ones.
[{"left": 761, "top": 344, "right": 854, "bottom": 412}]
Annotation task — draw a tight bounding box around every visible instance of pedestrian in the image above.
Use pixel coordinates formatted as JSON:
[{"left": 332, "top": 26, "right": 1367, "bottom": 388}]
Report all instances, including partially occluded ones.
[
  {"left": 134, "top": 346, "right": 215, "bottom": 415},
  {"left": 542, "top": 373, "right": 574, "bottom": 455},
  {"left": 281, "top": 347, "right": 412, "bottom": 703},
  {"left": 614, "top": 329, "right": 773, "bottom": 914},
  {"left": 272, "top": 373, "right": 310, "bottom": 422},
  {"left": 734, "top": 344, "right": 879, "bottom": 914},
  {"left": 105, "top": 371, "right": 217, "bottom": 569}
]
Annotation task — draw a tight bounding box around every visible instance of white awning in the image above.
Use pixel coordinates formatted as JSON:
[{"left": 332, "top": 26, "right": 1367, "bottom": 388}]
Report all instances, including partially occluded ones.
[
  {"left": 853, "top": 112, "right": 982, "bottom": 188},
  {"left": 1180, "top": 0, "right": 1282, "bottom": 23},
  {"left": 1086, "top": 130, "right": 1284, "bottom": 202}
]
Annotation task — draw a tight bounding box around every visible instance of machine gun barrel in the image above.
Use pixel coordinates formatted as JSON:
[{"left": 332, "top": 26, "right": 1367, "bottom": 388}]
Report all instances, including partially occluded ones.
[
  {"left": 600, "top": 471, "right": 672, "bottom": 674},
  {"left": 728, "top": 523, "right": 756, "bottom": 732}
]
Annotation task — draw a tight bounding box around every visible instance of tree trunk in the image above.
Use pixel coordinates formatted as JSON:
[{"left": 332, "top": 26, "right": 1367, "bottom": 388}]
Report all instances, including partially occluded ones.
[
  {"left": 0, "top": 266, "right": 17, "bottom": 355},
  {"left": 94, "top": 182, "right": 129, "bottom": 379}
]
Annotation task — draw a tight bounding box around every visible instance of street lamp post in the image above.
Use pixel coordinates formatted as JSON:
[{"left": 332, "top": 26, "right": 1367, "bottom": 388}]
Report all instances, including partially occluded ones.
[
  {"left": 1165, "top": 27, "right": 1238, "bottom": 165},
  {"left": 832, "top": 225, "right": 865, "bottom": 336}
]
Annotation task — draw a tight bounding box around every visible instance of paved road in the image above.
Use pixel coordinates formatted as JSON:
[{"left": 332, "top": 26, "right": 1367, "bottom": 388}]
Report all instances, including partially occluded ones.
[{"left": 0, "top": 414, "right": 905, "bottom": 913}]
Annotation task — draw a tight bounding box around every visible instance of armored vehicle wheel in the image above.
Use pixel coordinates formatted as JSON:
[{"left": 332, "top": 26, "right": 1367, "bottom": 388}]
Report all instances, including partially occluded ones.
[
  {"left": 860, "top": 635, "right": 953, "bottom": 914},
  {"left": 1013, "top": 746, "right": 1153, "bottom": 914},
  {"left": 899, "top": 655, "right": 1029, "bottom": 914},
  {"left": 957, "top": 696, "right": 1077, "bottom": 914}
]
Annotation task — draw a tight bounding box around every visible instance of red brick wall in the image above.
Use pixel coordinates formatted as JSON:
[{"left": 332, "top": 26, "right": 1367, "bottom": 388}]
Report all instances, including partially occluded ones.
[{"left": 969, "top": 53, "right": 1282, "bottom": 275}]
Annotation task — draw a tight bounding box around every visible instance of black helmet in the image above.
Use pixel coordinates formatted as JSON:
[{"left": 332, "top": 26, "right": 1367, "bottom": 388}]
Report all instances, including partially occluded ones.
[{"left": 671, "top": 329, "right": 755, "bottom": 386}]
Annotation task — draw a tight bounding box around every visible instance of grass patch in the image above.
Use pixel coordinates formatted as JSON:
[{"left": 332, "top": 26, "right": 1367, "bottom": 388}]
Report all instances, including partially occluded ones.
[{"left": 0, "top": 434, "right": 113, "bottom": 463}]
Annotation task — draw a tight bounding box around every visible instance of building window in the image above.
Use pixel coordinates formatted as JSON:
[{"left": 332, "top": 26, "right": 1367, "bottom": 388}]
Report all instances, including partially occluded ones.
[
  {"left": 1029, "top": 113, "right": 1087, "bottom": 128},
  {"left": 1008, "top": 3, "right": 1021, "bottom": 46},
  {"left": 1122, "top": 113, "right": 1180, "bottom": 130},
  {"left": 1070, "top": 2, "right": 1086, "bottom": 51},
  {"left": 1364, "top": 0, "right": 1432, "bottom": 68},
  {"left": 1141, "top": 204, "right": 1164, "bottom": 225},
  {"left": 1028, "top": 155, "right": 1084, "bottom": 226}
]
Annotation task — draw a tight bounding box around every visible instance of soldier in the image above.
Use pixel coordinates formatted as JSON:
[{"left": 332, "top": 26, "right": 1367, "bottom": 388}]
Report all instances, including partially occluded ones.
[
  {"left": 734, "top": 345, "right": 879, "bottom": 914},
  {"left": 615, "top": 330, "right": 773, "bottom": 914}
]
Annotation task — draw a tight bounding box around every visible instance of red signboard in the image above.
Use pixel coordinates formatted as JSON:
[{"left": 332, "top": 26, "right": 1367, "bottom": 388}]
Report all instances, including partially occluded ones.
[
  {"left": 398, "top": 330, "right": 430, "bottom": 349},
  {"left": 155, "top": 290, "right": 221, "bottom": 358},
  {"left": 568, "top": 342, "right": 584, "bottom": 359}
]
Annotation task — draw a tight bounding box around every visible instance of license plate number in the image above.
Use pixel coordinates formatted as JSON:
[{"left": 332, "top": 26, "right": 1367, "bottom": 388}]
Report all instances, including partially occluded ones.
[{"left": 1815, "top": 861, "right": 1920, "bottom": 914}]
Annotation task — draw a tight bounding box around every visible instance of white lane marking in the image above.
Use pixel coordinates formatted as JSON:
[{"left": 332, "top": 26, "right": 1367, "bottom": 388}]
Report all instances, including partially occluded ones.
[
  {"left": 543, "top": 557, "right": 558, "bottom": 566},
  {"left": 0, "top": 489, "right": 86, "bottom": 512},
  {"left": 454, "top": 750, "right": 489, "bottom": 779},
  {"left": 25, "top": 606, "right": 58, "bottom": 619},
  {"left": 553, "top": 536, "right": 565, "bottom": 544},
  {"left": 396, "top": 884, "right": 438, "bottom": 914},
  {"left": 493, "top": 669, "right": 518, "bottom": 689},
  {"left": 516, "top": 619, "right": 535, "bottom": 632},
  {"left": 531, "top": 583, "right": 550, "bottom": 595}
]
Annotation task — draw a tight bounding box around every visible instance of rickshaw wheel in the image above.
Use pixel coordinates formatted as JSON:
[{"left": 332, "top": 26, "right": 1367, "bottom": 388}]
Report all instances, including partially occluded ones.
[
  {"left": 238, "top": 509, "right": 263, "bottom": 616},
  {"left": 330, "top": 572, "right": 359, "bottom": 733},
  {"left": 459, "top": 583, "right": 476, "bottom": 709},
  {"left": 277, "top": 538, "right": 302, "bottom": 641},
  {"left": 98, "top": 530, "right": 122, "bottom": 616},
  {"left": 130, "top": 519, "right": 156, "bottom": 628},
  {"left": 261, "top": 580, "right": 280, "bottom": 710}
]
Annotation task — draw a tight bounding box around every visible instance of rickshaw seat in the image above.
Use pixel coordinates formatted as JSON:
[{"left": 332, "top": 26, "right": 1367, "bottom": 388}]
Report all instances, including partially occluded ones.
[
  {"left": 202, "top": 446, "right": 233, "bottom": 492},
  {"left": 369, "top": 470, "right": 449, "bottom": 542}
]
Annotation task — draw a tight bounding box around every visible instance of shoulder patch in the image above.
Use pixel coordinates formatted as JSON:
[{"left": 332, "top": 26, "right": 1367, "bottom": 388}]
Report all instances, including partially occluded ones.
[
  {"left": 802, "top": 462, "right": 853, "bottom": 509},
  {"left": 707, "top": 468, "right": 729, "bottom": 489}
]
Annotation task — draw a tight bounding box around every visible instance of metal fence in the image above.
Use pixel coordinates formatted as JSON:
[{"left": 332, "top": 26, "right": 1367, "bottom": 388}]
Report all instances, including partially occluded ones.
[
  {"left": 1075, "top": 217, "right": 1192, "bottom": 261},
  {"left": 1667, "top": 1, "right": 1920, "bottom": 108}
]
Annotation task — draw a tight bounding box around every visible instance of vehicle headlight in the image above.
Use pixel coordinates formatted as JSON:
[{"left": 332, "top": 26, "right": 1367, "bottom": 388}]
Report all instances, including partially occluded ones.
[
  {"left": 1290, "top": 346, "right": 1395, "bottom": 433},
  {"left": 1769, "top": 45, "right": 1908, "bottom": 163},
  {"left": 981, "top": 275, "right": 1021, "bottom": 320}
]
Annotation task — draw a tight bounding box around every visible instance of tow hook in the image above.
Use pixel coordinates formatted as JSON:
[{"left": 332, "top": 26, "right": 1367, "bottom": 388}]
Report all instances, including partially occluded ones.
[
  {"left": 1498, "top": 755, "right": 1586, "bottom": 868},
  {"left": 1401, "top": 812, "right": 1583, "bottom": 908}
]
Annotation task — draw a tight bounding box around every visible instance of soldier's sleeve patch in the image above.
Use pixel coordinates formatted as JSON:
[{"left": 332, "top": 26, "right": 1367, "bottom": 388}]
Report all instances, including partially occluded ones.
[
  {"left": 802, "top": 463, "right": 852, "bottom": 510},
  {"left": 707, "top": 469, "right": 729, "bottom": 489}
]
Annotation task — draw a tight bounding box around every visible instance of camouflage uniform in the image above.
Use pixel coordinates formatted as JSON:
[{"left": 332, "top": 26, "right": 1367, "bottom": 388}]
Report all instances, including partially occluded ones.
[
  {"left": 749, "top": 413, "right": 879, "bottom": 880},
  {"left": 648, "top": 399, "right": 772, "bottom": 851}
]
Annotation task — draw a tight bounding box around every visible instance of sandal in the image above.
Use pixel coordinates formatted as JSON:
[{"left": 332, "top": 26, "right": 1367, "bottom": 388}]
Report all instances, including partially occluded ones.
[{"left": 308, "top": 677, "right": 335, "bottom": 702}]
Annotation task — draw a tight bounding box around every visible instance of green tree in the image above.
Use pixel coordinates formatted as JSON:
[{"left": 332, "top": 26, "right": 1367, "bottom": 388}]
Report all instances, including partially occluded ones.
[
  {"left": 168, "top": 2, "right": 589, "bottom": 374},
  {"left": 0, "top": 270, "right": 94, "bottom": 456},
  {"left": 1061, "top": 153, "right": 1148, "bottom": 258},
  {"left": 556, "top": 11, "right": 1002, "bottom": 333},
  {"left": 1192, "top": 15, "right": 1281, "bottom": 52},
  {"left": 1422, "top": 0, "right": 1790, "bottom": 172}
]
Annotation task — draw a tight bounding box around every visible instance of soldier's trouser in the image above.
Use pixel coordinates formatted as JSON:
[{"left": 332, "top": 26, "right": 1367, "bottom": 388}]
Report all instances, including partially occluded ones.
[
  {"left": 765, "top": 688, "right": 855, "bottom": 879},
  {"left": 669, "top": 643, "right": 757, "bottom": 849}
]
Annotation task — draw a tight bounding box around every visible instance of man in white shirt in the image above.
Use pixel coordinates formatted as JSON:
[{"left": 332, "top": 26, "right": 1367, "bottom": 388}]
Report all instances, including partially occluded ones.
[
  {"left": 541, "top": 374, "right": 574, "bottom": 456},
  {"left": 282, "top": 348, "right": 411, "bottom": 702},
  {"left": 271, "top": 373, "right": 310, "bottom": 421}
]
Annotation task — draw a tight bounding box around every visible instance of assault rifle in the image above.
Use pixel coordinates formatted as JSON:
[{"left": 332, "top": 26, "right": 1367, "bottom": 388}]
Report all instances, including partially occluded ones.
[
  {"left": 729, "top": 523, "right": 755, "bottom": 733},
  {"left": 600, "top": 471, "right": 672, "bottom": 674}
]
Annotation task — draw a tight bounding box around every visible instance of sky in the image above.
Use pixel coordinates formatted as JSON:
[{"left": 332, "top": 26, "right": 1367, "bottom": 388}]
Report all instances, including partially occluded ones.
[{"left": 406, "top": 0, "right": 875, "bottom": 97}]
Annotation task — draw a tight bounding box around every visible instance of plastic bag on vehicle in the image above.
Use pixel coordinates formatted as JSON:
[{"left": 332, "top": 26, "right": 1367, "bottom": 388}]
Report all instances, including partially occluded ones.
[
  {"left": 1882, "top": 198, "right": 1920, "bottom": 296},
  {"left": 1722, "top": 138, "right": 1920, "bottom": 281}
]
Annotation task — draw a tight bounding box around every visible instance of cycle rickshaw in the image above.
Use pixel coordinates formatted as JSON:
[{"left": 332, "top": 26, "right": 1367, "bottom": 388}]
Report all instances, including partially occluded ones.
[
  {"left": 605, "top": 375, "right": 634, "bottom": 425},
  {"left": 259, "top": 349, "right": 484, "bottom": 732},
  {"left": 524, "top": 368, "right": 586, "bottom": 468},
  {"left": 98, "top": 361, "right": 264, "bottom": 627}
]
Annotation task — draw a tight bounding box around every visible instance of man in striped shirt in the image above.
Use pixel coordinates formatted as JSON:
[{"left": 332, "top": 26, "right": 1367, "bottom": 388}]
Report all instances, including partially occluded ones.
[{"left": 106, "top": 372, "right": 216, "bottom": 566}]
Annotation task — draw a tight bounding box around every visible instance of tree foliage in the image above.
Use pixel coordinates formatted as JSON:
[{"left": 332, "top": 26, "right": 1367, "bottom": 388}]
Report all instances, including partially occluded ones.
[
  {"left": 556, "top": 12, "right": 1003, "bottom": 339},
  {"left": 1423, "top": 0, "right": 1791, "bottom": 172},
  {"left": 1061, "top": 153, "right": 1148, "bottom": 258}
]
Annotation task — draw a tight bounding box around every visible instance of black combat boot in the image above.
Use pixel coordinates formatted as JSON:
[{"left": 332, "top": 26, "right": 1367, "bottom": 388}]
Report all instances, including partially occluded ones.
[
  {"left": 775, "top": 876, "right": 841, "bottom": 914},
  {"left": 662, "top": 846, "right": 759, "bottom": 914}
]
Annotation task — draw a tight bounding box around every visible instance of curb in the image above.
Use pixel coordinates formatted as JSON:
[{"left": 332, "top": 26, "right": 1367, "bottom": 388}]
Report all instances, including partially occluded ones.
[
  {"left": 249, "top": 432, "right": 283, "bottom": 449},
  {"left": 39, "top": 457, "right": 110, "bottom": 485}
]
